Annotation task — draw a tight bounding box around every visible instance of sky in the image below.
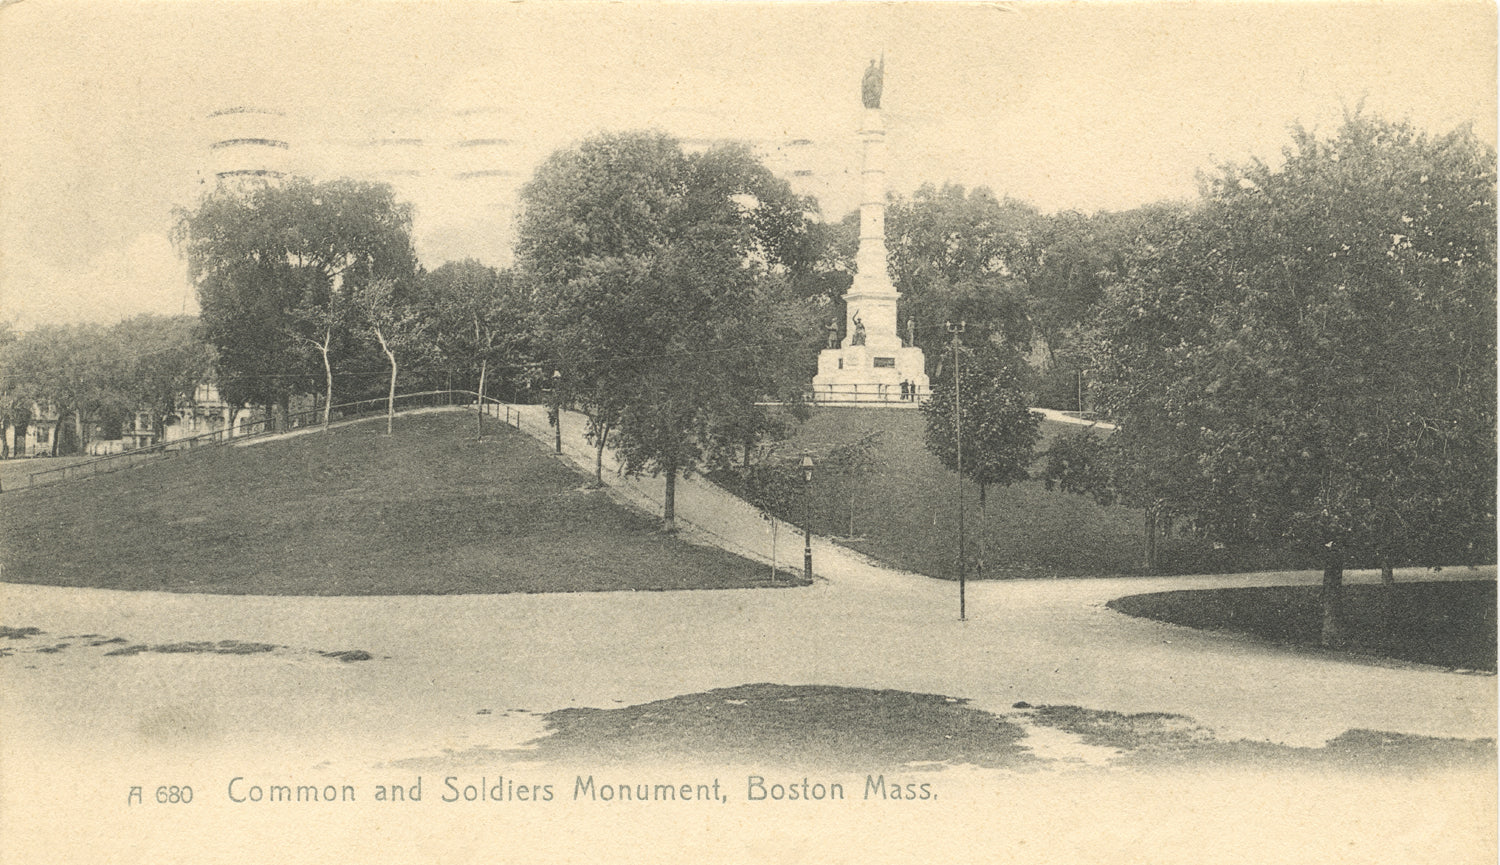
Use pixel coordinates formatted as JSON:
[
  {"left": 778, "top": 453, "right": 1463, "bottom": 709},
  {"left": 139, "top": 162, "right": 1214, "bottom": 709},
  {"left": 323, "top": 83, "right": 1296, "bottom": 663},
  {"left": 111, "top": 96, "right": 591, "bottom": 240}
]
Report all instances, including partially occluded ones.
[{"left": 1, "top": 1, "right": 1494, "bottom": 329}]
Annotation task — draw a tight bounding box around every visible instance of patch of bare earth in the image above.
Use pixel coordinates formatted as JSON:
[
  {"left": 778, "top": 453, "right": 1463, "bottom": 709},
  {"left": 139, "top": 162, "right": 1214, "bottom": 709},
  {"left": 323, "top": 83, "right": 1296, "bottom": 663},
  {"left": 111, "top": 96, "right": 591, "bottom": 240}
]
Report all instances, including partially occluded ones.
[{"left": 488, "top": 685, "right": 1495, "bottom": 774}]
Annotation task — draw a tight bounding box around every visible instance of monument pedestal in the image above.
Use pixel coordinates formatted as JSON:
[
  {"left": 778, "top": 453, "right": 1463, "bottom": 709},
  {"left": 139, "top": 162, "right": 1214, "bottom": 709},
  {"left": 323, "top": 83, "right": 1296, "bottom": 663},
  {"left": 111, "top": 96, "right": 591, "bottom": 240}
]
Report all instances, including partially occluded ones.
[{"left": 813, "top": 343, "right": 929, "bottom": 405}]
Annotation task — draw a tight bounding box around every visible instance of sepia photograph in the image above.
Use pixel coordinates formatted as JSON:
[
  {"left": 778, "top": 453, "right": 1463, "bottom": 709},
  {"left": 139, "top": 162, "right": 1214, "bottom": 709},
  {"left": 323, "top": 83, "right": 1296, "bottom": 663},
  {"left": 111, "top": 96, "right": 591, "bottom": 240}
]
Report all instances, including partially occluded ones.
[{"left": 1, "top": 2, "right": 1495, "bottom": 862}]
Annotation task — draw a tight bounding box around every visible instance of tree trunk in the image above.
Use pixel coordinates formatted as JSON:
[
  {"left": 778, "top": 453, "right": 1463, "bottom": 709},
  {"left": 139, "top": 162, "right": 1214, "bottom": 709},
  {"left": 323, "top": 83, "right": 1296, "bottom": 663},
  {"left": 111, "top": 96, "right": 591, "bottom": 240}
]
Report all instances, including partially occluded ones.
[
  {"left": 593, "top": 423, "right": 610, "bottom": 485},
  {"left": 1379, "top": 556, "right": 1395, "bottom": 585},
  {"left": 51, "top": 417, "right": 62, "bottom": 456},
  {"left": 74, "top": 408, "right": 85, "bottom": 454},
  {"left": 1320, "top": 544, "right": 1347, "bottom": 648},
  {"left": 387, "top": 357, "right": 397, "bottom": 435},
  {"left": 373, "top": 326, "right": 397, "bottom": 435},
  {"left": 663, "top": 466, "right": 677, "bottom": 532},
  {"left": 320, "top": 328, "right": 334, "bottom": 430},
  {"left": 1144, "top": 507, "right": 1159, "bottom": 574},
  {"left": 476, "top": 358, "right": 488, "bottom": 440}
]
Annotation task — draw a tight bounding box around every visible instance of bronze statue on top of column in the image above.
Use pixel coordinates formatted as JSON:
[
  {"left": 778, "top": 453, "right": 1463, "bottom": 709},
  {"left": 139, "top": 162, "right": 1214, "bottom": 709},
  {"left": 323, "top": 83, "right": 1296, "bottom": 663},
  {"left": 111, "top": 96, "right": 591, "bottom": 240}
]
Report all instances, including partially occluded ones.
[{"left": 862, "top": 56, "right": 884, "bottom": 109}]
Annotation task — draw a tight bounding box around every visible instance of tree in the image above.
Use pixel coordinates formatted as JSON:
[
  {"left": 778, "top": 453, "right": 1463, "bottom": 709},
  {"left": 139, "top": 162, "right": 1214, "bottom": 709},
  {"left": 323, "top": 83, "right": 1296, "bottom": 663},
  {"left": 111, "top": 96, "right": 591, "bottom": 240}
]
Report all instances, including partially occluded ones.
[
  {"left": 1039, "top": 426, "right": 1199, "bottom": 573},
  {"left": 698, "top": 275, "right": 820, "bottom": 473},
  {"left": 416, "top": 260, "right": 532, "bottom": 438},
  {"left": 922, "top": 344, "right": 1042, "bottom": 578},
  {"left": 3, "top": 324, "right": 124, "bottom": 455},
  {"left": 518, "top": 132, "right": 822, "bottom": 529},
  {"left": 0, "top": 322, "right": 28, "bottom": 457},
  {"left": 109, "top": 314, "right": 215, "bottom": 441},
  {"left": 1023, "top": 205, "right": 1188, "bottom": 409},
  {"left": 822, "top": 430, "right": 883, "bottom": 539},
  {"left": 175, "top": 177, "right": 418, "bottom": 430},
  {"left": 1024, "top": 205, "right": 1185, "bottom": 359},
  {"left": 1089, "top": 112, "right": 1496, "bottom": 646},
  {"left": 791, "top": 216, "right": 857, "bottom": 307},
  {"left": 728, "top": 451, "right": 805, "bottom": 582},
  {"left": 885, "top": 183, "right": 1040, "bottom": 363},
  {"left": 352, "top": 278, "right": 430, "bottom": 435}
]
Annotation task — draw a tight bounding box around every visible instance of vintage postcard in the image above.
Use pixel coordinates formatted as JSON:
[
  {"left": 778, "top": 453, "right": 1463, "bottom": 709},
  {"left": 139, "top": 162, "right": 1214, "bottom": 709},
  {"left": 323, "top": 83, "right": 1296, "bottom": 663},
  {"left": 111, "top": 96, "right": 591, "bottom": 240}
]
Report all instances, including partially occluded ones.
[{"left": 1, "top": 2, "right": 1495, "bottom": 863}]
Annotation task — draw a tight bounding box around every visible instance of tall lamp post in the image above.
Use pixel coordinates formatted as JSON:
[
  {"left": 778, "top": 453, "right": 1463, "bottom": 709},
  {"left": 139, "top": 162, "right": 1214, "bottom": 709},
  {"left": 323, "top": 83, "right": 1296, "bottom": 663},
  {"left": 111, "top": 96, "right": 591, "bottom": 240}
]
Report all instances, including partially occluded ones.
[
  {"left": 801, "top": 453, "right": 815, "bottom": 581},
  {"left": 550, "top": 369, "right": 562, "bottom": 454},
  {"left": 946, "top": 320, "right": 966, "bottom": 621}
]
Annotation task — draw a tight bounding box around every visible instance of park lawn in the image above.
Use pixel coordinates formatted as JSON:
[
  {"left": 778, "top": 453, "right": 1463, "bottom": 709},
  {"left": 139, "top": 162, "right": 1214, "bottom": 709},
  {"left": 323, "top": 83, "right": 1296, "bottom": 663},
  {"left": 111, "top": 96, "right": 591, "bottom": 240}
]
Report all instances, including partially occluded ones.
[
  {"left": 1107, "top": 580, "right": 1497, "bottom": 671},
  {"left": 729, "top": 406, "right": 1160, "bottom": 579},
  {"left": 0, "top": 411, "right": 802, "bottom": 595}
]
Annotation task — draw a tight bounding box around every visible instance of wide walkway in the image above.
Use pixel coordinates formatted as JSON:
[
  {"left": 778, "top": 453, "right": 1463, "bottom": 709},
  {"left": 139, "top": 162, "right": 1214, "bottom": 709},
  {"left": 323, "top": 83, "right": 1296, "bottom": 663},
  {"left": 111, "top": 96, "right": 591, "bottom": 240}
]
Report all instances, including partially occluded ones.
[{"left": 501, "top": 403, "right": 1495, "bottom": 746}]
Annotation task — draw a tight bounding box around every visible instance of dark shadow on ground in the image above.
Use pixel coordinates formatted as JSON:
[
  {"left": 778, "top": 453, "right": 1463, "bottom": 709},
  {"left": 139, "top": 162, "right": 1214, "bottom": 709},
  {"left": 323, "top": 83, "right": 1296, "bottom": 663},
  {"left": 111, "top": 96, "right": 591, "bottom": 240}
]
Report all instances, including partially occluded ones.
[
  {"left": 380, "top": 684, "right": 1495, "bottom": 775},
  {"left": 509, "top": 684, "right": 1033, "bottom": 771},
  {"left": 0, "top": 624, "right": 373, "bottom": 662},
  {"left": 1108, "top": 580, "right": 1497, "bottom": 671},
  {"left": 1026, "top": 705, "right": 1497, "bottom": 773}
]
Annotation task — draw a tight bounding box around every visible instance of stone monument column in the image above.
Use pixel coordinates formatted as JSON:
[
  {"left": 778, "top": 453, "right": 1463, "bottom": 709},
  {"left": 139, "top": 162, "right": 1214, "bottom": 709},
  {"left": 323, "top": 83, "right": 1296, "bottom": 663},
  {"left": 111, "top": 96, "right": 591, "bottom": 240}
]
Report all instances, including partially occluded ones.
[
  {"left": 842, "top": 106, "right": 901, "bottom": 352},
  {"left": 811, "top": 59, "right": 928, "bottom": 404}
]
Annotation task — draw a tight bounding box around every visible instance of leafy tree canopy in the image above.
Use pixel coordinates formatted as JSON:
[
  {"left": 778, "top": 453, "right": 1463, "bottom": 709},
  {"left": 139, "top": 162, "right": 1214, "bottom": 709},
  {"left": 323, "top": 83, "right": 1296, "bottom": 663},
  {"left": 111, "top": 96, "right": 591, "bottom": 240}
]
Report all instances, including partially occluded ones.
[
  {"left": 516, "top": 131, "right": 823, "bottom": 527},
  {"left": 922, "top": 343, "right": 1041, "bottom": 491},
  {"left": 1090, "top": 111, "right": 1496, "bottom": 585},
  {"left": 885, "top": 183, "right": 1040, "bottom": 356},
  {"left": 174, "top": 177, "right": 417, "bottom": 412},
  {"left": 111, "top": 314, "right": 216, "bottom": 424}
]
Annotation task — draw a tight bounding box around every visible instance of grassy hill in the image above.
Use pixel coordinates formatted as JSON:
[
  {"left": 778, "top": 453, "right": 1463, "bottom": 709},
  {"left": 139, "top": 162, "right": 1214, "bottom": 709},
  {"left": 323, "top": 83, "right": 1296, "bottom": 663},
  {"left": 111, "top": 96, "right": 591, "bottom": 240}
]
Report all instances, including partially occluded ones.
[
  {"left": 723, "top": 406, "right": 1171, "bottom": 579},
  {"left": 0, "top": 411, "right": 798, "bottom": 595},
  {"left": 746, "top": 407, "right": 1493, "bottom": 580}
]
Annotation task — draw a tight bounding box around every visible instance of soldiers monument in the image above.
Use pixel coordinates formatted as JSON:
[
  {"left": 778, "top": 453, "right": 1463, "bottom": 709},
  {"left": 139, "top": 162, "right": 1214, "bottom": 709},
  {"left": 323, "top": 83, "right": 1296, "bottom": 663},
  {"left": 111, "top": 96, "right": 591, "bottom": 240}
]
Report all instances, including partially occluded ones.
[{"left": 811, "top": 58, "right": 929, "bottom": 404}]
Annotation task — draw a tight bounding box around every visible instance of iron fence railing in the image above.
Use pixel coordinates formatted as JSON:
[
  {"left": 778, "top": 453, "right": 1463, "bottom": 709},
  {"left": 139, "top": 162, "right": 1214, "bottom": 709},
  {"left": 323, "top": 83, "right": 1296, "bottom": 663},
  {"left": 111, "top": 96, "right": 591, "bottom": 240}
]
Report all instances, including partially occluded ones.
[
  {"left": 4, "top": 385, "right": 925, "bottom": 493},
  {"left": 7, "top": 390, "right": 499, "bottom": 493},
  {"left": 476, "top": 394, "right": 526, "bottom": 433},
  {"left": 807, "top": 382, "right": 930, "bottom": 405}
]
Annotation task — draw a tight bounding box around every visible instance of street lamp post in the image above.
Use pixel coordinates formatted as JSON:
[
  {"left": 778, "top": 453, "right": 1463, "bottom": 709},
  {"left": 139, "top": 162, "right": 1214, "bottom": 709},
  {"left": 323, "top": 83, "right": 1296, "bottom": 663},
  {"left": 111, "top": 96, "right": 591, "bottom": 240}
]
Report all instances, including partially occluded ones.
[
  {"left": 550, "top": 369, "right": 562, "bottom": 454},
  {"left": 801, "top": 453, "right": 815, "bottom": 582},
  {"left": 946, "top": 320, "right": 966, "bottom": 621}
]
